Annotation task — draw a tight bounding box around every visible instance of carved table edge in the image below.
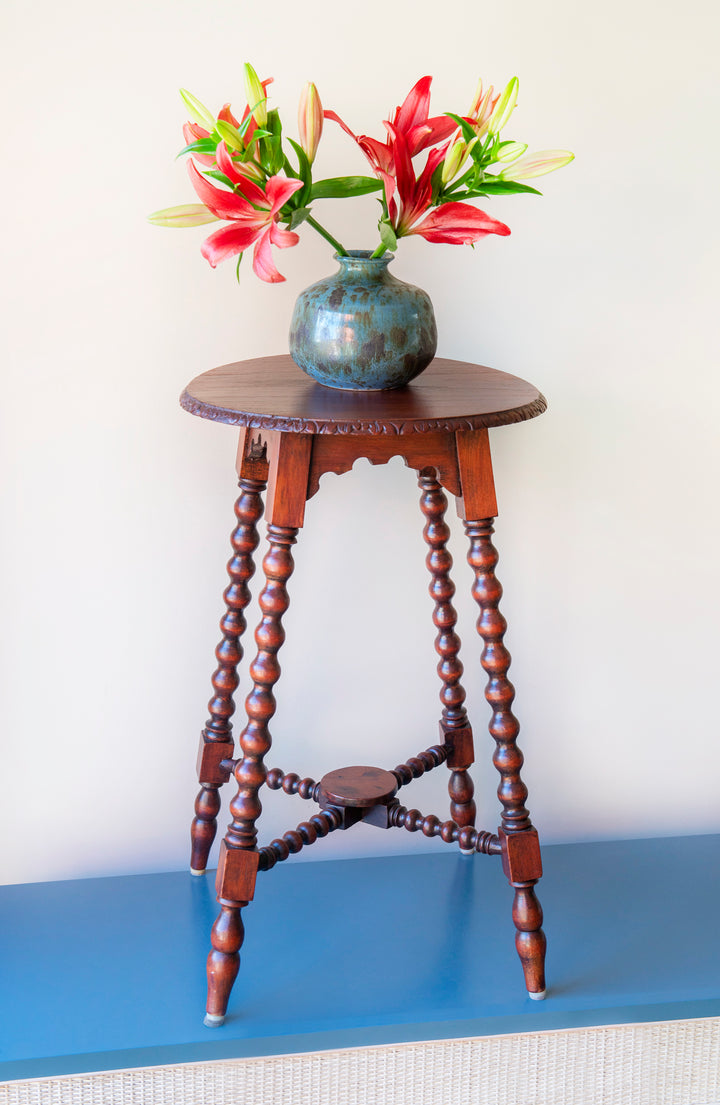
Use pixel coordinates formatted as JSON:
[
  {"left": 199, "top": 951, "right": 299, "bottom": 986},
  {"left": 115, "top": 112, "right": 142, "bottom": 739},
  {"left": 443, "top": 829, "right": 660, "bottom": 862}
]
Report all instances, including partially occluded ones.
[{"left": 179, "top": 390, "right": 548, "bottom": 436}]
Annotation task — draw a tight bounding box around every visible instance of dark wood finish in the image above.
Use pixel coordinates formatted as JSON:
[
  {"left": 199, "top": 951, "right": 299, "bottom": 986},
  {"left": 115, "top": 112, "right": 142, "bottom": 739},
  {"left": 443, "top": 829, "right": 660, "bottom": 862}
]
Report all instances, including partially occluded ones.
[
  {"left": 207, "top": 519, "right": 300, "bottom": 1021},
  {"left": 384, "top": 802, "right": 500, "bottom": 855},
  {"left": 390, "top": 744, "right": 448, "bottom": 787},
  {"left": 419, "top": 472, "right": 477, "bottom": 830},
  {"left": 181, "top": 356, "right": 546, "bottom": 436},
  {"left": 464, "top": 515, "right": 546, "bottom": 996},
  {"left": 318, "top": 766, "right": 398, "bottom": 809},
  {"left": 258, "top": 807, "right": 344, "bottom": 871},
  {"left": 265, "top": 767, "right": 321, "bottom": 800},
  {"left": 182, "top": 356, "right": 549, "bottom": 1020},
  {"left": 190, "top": 475, "right": 265, "bottom": 875}
]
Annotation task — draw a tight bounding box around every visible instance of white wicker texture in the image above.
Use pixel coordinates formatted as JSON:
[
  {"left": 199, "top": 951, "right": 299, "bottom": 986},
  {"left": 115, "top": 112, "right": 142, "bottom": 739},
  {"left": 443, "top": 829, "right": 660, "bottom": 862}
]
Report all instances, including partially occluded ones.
[{"left": 1, "top": 1017, "right": 718, "bottom": 1105}]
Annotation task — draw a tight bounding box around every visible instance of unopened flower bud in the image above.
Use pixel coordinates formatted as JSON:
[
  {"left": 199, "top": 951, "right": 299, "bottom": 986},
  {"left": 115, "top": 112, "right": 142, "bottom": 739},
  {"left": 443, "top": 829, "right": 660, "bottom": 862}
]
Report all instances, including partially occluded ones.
[
  {"left": 441, "top": 134, "right": 478, "bottom": 184},
  {"left": 488, "top": 76, "right": 519, "bottom": 136},
  {"left": 298, "top": 82, "right": 323, "bottom": 163},
  {"left": 243, "top": 62, "right": 267, "bottom": 127},
  {"left": 499, "top": 149, "right": 574, "bottom": 180}
]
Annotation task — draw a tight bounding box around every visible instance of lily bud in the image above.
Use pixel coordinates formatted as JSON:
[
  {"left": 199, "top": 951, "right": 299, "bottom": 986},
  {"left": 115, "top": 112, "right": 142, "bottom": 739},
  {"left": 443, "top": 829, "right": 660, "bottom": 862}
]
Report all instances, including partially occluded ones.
[
  {"left": 147, "top": 204, "right": 219, "bottom": 227},
  {"left": 243, "top": 62, "right": 268, "bottom": 127},
  {"left": 441, "top": 133, "right": 478, "bottom": 184},
  {"left": 495, "top": 141, "right": 527, "bottom": 163},
  {"left": 499, "top": 149, "right": 574, "bottom": 180},
  {"left": 488, "top": 76, "right": 519, "bottom": 136},
  {"left": 179, "top": 88, "right": 216, "bottom": 133},
  {"left": 298, "top": 82, "right": 323, "bottom": 163},
  {"left": 467, "top": 79, "right": 484, "bottom": 119}
]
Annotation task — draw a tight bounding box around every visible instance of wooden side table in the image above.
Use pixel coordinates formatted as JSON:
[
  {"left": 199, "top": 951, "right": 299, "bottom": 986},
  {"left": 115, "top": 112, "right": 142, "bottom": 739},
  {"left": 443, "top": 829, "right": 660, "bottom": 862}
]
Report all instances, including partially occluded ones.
[{"left": 181, "top": 355, "right": 548, "bottom": 1026}]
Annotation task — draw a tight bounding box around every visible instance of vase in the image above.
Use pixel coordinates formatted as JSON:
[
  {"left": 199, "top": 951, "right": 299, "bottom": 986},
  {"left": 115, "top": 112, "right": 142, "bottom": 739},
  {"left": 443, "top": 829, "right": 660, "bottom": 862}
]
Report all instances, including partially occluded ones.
[{"left": 288, "top": 251, "right": 437, "bottom": 391}]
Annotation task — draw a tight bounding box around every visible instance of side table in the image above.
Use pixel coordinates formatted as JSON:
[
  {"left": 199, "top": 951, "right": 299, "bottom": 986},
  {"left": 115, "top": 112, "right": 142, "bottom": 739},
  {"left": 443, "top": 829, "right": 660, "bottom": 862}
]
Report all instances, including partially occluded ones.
[{"left": 180, "top": 355, "right": 548, "bottom": 1026}]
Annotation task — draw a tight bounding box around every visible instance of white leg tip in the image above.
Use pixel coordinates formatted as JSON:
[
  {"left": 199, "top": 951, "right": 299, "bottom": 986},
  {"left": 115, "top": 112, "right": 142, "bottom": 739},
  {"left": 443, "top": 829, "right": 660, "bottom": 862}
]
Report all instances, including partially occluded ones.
[
  {"left": 528, "top": 989, "right": 547, "bottom": 1001},
  {"left": 459, "top": 848, "right": 475, "bottom": 856},
  {"left": 190, "top": 867, "right": 206, "bottom": 876},
  {"left": 204, "top": 1013, "right": 225, "bottom": 1027}
]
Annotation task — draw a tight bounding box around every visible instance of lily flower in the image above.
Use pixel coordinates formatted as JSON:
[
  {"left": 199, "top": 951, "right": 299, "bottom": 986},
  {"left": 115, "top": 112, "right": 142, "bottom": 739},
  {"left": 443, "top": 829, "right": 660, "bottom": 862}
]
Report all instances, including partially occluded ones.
[
  {"left": 325, "top": 75, "right": 456, "bottom": 179},
  {"left": 499, "top": 149, "right": 574, "bottom": 180},
  {"left": 298, "top": 82, "right": 323, "bottom": 163},
  {"left": 406, "top": 202, "right": 511, "bottom": 244},
  {"left": 381, "top": 127, "right": 509, "bottom": 244},
  {"left": 186, "top": 160, "right": 303, "bottom": 282}
]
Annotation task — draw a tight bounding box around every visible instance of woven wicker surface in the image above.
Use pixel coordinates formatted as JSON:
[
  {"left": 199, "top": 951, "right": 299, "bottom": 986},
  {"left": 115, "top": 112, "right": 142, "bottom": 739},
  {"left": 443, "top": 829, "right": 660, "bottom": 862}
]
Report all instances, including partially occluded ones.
[{"left": 2, "top": 1017, "right": 718, "bottom": 1105}]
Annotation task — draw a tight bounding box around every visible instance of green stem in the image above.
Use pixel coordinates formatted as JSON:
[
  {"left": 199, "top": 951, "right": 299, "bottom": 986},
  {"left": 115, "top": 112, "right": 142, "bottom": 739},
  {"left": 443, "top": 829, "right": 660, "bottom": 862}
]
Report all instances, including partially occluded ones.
[
  {"left": 306, "top": 215, "right": 347, "bottom": 255},
  {"left": 370, "top": 243, "right": 389, "bottom": 259}
]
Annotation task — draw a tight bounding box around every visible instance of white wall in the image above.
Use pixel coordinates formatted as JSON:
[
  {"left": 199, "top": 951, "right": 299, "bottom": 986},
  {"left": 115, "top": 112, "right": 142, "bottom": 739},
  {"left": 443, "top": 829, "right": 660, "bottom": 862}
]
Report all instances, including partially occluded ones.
[{"left": 2, "top": 0, "right": 718, "bottom": 885}]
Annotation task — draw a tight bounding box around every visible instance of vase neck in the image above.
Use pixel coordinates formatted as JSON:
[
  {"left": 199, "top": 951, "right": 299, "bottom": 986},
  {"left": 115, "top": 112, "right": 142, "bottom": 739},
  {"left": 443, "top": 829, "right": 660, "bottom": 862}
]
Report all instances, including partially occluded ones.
[{"left": 334, "top": 250, "right": 393, "bottom": 281}]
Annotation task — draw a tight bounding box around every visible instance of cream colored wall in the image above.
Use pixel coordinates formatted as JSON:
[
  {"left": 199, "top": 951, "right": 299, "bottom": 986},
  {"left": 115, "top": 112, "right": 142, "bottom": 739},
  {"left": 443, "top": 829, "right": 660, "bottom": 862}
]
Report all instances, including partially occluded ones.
[{"left": 2, "top": 0, "right": 718, "bottom": 883}]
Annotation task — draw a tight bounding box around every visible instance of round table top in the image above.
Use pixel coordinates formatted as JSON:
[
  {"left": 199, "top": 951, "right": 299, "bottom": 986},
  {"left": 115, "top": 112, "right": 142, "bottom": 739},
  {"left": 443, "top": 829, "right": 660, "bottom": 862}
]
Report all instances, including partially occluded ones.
[{"left": 180, "top": 355, "right": 546, "bottom": 436}]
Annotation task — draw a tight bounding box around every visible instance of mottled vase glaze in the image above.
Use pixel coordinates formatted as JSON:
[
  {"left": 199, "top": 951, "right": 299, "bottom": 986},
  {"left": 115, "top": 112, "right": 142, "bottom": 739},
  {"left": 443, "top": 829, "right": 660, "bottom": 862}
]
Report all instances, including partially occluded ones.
[{"left": 289, "top": 251, "right": 437, "bottom": 391}]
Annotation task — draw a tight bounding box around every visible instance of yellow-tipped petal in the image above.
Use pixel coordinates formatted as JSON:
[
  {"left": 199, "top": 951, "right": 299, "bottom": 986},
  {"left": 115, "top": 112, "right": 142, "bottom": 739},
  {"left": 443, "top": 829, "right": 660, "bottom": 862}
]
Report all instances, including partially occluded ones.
[
  {"left": 179, "top": 89, "right": 216, "bottom": 132},
  {"left": 147, "top": 204, "right": 219, "bottom": 227},
  {"left": 499, "top": 149, "right": 575, "bottom": 180},
  {"left": 243, "top": 62, "right": 267, "bottom": 127},
  {"left": 488, "top": 76, "right": 519, "bottom": 136}
]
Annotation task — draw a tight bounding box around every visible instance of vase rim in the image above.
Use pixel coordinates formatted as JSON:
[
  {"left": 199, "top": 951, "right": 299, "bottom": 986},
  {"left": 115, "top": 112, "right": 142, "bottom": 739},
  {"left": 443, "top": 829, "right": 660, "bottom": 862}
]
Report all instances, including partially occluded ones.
[{"left": 334, "top": 250, "right": 394, "bottom": 264}]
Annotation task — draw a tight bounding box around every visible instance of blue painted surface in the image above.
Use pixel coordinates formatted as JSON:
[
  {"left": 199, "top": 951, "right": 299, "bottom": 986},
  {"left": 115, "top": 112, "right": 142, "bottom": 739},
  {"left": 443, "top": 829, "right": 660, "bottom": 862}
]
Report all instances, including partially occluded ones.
[{"left": 0, "top": 835, "right": 718, "bottom": 1080}]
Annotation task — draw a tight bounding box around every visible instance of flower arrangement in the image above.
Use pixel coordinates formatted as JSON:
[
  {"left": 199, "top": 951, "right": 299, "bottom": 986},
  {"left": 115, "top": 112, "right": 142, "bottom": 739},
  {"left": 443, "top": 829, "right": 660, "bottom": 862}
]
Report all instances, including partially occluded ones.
[{"left": 149, "top": 64, "right": 573, "bottom": 284}]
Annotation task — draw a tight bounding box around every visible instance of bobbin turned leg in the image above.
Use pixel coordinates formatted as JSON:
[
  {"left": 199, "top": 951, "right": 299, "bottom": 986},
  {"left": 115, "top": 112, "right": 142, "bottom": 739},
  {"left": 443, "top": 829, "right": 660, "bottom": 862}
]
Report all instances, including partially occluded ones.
[
  {"left": 205, "top": 430, "right": 312, "bottom": 1025},
  {"left": 418, "top": 470, "right": 476, "bottom": 848},
  {"left": 191, "top": 470, "right": 266, "bottom": 875},
  {"left": 456, "top": 430, "right": 547, "bottom": 998}
]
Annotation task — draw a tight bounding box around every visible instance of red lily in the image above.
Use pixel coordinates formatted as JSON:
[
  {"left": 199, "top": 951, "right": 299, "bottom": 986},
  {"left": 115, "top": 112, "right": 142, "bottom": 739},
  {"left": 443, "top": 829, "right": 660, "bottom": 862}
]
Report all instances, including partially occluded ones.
[
  {"left": 325, "top": 75, "right": 456, "bottom": 178},
  {"left": 381, "top": 126, "right": 510, "bottom": 243},
  {"left": 187, "top": 157, "right": 302, "bottom": 283}
]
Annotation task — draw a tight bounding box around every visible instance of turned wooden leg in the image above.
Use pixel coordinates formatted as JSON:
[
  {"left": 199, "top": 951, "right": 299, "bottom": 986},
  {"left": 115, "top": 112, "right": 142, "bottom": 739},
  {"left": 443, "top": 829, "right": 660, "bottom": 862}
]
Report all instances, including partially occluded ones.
[
  {"left": 418, "top": 471, "right": 476, "bottom": 846},
  {"left": 190, "top": 476, "right": 266, "bottom": 875},
  {"left": 466, "top": 517, "right": 547, "bottom": 998},
  {"left": 205, "top": 522, "right": 298, "bottom": 1025}
]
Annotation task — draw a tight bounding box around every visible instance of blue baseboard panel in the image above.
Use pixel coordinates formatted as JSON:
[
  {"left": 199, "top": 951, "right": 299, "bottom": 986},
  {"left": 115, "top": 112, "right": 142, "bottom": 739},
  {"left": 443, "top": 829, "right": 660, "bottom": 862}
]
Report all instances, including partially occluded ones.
[{"left": 1, "top": 834, "right": 718, "bottom": 1081}]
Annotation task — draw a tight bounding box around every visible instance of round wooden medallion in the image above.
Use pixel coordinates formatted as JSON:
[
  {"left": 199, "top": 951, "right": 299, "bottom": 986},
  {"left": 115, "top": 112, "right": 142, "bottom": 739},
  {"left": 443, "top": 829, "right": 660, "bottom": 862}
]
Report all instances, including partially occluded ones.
[{"left": 318, "top": 766, "right": 399, "bottom": 808}]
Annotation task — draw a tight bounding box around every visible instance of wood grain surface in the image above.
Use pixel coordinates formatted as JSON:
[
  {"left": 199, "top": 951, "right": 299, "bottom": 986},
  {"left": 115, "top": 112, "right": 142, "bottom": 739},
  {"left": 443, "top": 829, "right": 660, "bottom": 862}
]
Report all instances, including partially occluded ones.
[{"left": 181, "top": 356, "right": 546, "bottom": 436}]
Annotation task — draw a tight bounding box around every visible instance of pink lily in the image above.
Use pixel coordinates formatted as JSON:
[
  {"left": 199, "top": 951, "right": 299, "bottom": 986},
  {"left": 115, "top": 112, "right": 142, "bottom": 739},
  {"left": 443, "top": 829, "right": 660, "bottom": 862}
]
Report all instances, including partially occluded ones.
[{"left": 186, "top": 160, "right": 303, "bottom": 283}]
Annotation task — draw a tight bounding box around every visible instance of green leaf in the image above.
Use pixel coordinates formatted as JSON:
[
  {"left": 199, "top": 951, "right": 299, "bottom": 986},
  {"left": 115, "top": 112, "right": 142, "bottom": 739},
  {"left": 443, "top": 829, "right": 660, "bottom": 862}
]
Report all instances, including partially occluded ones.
[
  {"left": 311, "top": 176, "right": 383, "bottom": 200},
  {"left": 379, "top": 220, "right": 398, "bottom": 251},
  {"left": 175, "top": 138, "right": 217, "bottom": 160},
  {"left": 467, "top": 179, "right": 543, "bottom": 197},
  {"left": 202, "top": 170, "right": 235, "bottom": 189},
  {"left": 444, "top": 113, "right": 477, "bottom": 146},
  {"left": 288, "top": 206, "right": 312, "bottom": 230},
  {"left": 287, "top": 139, "right": 313, "bottom": 207}
]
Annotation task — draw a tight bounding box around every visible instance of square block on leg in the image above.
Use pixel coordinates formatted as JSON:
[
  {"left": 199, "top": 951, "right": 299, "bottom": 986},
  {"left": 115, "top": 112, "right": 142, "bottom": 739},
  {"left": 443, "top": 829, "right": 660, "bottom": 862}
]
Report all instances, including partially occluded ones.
[
  {"left": 499, "top": 828, "right": 543, "bottom": 884},
  {"left": 215, "top": 841, "right": 260, "bottom": 903},
  {"left": 196, "top": 737, "right": 235, "bottom": 786},
  {"left": 439, "top": 722, "right": 475, "bottom": 770}
]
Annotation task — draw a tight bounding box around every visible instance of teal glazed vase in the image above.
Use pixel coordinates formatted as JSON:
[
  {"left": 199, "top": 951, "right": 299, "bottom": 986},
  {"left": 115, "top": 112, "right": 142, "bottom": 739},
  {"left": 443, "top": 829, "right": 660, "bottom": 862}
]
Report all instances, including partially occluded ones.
[{"left": 289, "top": 251, "right": 437, "bottom": 391}]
